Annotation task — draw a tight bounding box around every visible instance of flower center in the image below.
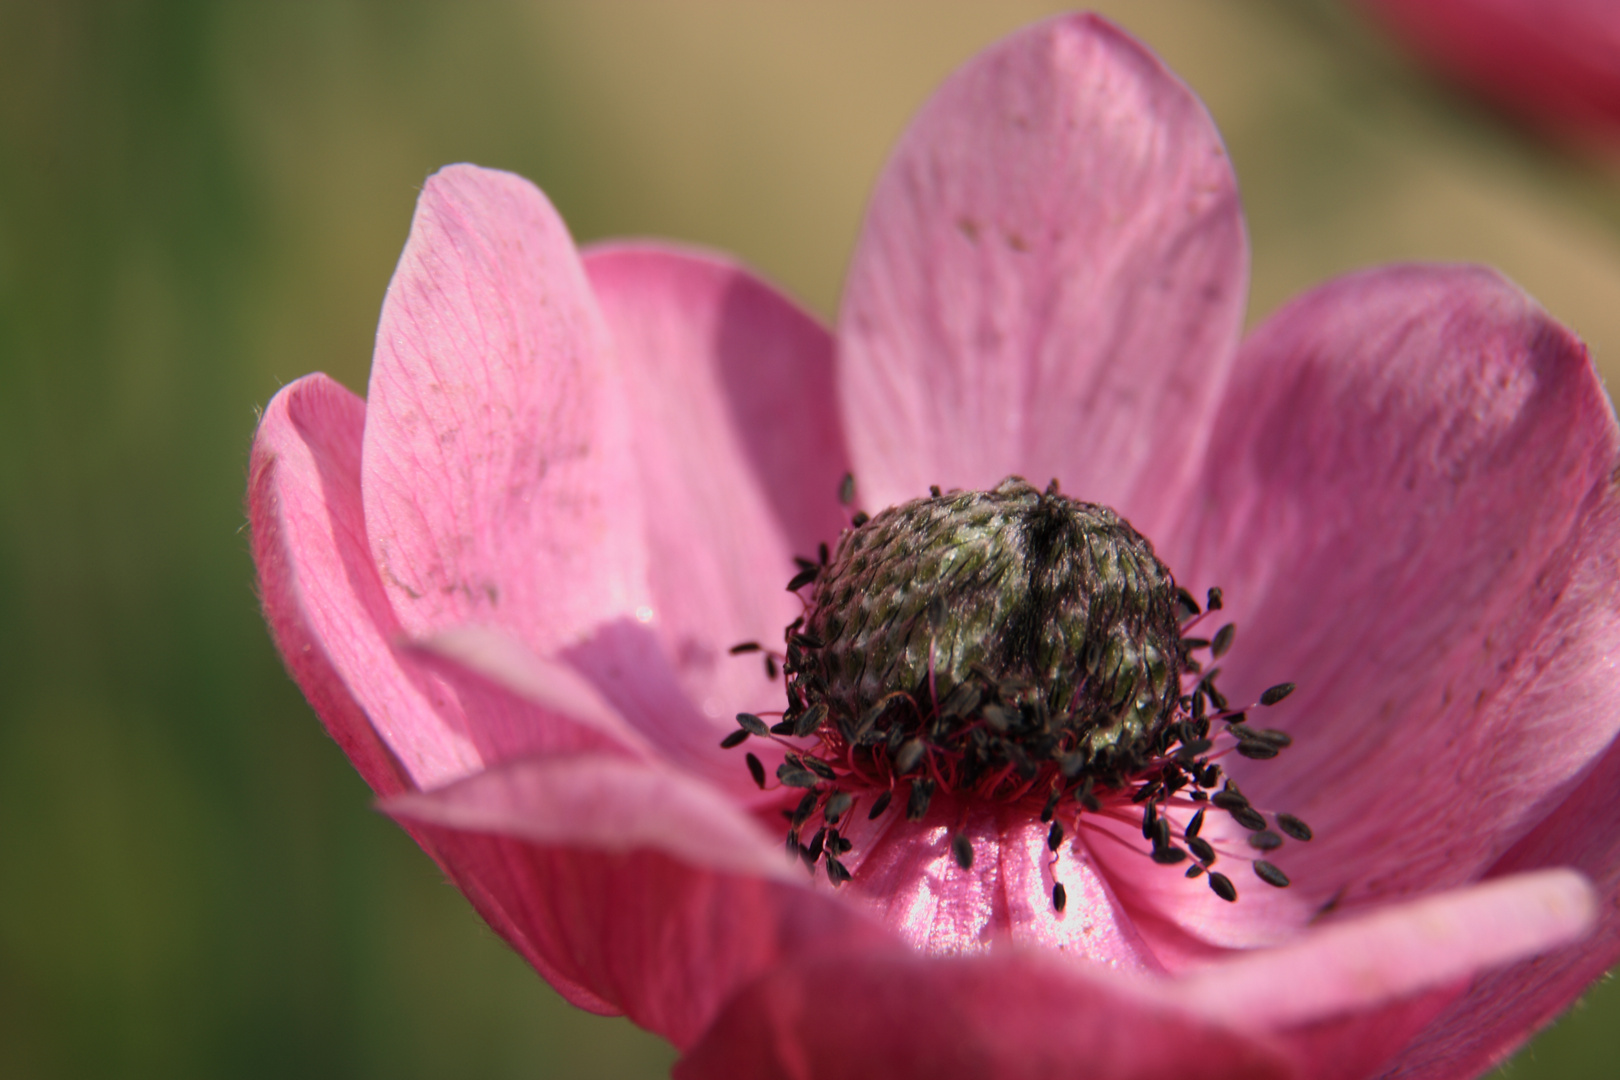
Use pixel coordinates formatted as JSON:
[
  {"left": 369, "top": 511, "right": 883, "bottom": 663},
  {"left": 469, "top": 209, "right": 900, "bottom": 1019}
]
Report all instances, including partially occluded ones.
[
  {"left": 803, "top": 477, "right": 1183, "bottom": 789},
  {"left": 724, "top": 476, "right": 1310, "bottom": 907}
]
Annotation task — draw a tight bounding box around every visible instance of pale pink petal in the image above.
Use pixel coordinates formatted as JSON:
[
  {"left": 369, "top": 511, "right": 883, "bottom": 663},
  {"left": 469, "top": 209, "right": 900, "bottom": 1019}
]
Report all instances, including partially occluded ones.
[
  {"left": 1358, "top": 0, "right": 1620, "bottom": 141},
  {"left": 675, "top": 948, "right": 1295, "bottom": 1080},
  {"left": 1150, "top": 265, "right": 1619, "bottom": 943},
  {"left": 388, "top": 797, "right": 893, "bottom": 1048},
  {"left": 362, "top": 164, "right": 649, "bottom": 661},
  {"left": 837, "top": 12, "right": 1247, "bottom": 538},
  {"left": 249, "top": 374, "right": 645, "bottom": 791},
  {"left": 583, "top": 243, "right": 849, "bottom": 753},
  {"left": 829, "top": 796, "right": 1161, "bottom": 973}
]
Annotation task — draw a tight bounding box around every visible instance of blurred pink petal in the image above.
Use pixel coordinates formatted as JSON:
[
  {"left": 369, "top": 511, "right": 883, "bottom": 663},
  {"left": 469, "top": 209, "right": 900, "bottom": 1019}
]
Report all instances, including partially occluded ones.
[
  {"left": 250, "top": 12, "right": 1620, "bottom": 1079},
  {"left": 1358, "top": 0, "right": 1620, "bottom": 143}
]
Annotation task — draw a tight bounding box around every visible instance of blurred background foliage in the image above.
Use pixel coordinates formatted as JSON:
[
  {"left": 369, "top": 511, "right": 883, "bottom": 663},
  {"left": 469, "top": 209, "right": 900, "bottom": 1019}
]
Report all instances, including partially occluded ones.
[{"left": 2, "top": 1, "right": 1619, "bottom": 1077}]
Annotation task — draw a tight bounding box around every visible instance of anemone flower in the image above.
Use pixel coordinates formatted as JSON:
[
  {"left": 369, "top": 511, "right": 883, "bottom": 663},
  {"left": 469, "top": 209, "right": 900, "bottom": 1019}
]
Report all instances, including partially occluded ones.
[
  {"left": 1356, "top": 0, "right": 1620, "bottom": 144},
  {"left": 249, "top": 14, "right": 1620, "bottom": 1079}
]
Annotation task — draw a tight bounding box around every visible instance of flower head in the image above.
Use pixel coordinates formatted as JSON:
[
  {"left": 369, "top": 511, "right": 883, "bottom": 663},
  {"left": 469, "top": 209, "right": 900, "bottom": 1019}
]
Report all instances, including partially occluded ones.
[{"left": 250, "top": 14, "right": 1620, "bottom": 1079}]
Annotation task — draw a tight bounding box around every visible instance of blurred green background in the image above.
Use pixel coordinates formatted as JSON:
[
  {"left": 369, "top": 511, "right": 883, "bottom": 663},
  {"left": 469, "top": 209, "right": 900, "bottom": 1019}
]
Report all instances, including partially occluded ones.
[{"left": 3, "top": 1, "right": 1620, "bottom": 1077}]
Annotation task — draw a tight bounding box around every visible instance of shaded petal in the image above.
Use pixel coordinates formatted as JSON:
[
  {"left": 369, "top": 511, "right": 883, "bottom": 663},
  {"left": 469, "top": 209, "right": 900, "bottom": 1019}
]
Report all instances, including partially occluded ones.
[
  {"left": 362, "top": 164, "right": 649, "bottom": 659},
  {"left": 249, "top": 374, "right": 645, "bottom": 791},
  {"left": 676, "top": 948, "right": 1295, "bottom": 1080},
  {"left": 583, "top": 243, "right": 849, "bottom": 748},
  {"left": 388, "top": 794, "right": 892, "bottom": 1048},
  {"left": 837, "top": 12, "right": 1247, "bottom": 538},
  {"left": 1161, "top": 265, "right": 1619, "bottom": 938}
]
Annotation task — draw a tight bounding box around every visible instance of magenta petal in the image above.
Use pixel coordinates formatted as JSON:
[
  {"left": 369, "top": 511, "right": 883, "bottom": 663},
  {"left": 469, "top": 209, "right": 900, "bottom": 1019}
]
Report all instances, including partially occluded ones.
[
  {"left": 837, "top": 13, "right": 1247, "bottom": 535},
  {"left": 676, "top": 949, "right": 1295, "bottom": 1080},
  {"left": 1164, "top": 264, "right": 1619, "bottom": 928},
  {"left": 362, "top": 164, "right": 648, "bottom": 658},
  {"left": 387, "top": 774, "right": 892, "bottom": 1047},
  {"left": 583, "top": 243, "right": 849, "bottom": 741}
]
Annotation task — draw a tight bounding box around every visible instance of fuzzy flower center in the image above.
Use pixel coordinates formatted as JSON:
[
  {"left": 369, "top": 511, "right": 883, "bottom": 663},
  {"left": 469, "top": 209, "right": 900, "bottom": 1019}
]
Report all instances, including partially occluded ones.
[{"left": 724, "top": 476, "right": 1309, "bottom": 907}]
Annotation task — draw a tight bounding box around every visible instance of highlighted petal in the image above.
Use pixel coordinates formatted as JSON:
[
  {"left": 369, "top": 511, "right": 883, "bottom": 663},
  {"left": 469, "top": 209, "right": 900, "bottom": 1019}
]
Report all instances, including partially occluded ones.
[
  {"left": 362, "top": 164, "right": 648, "bottom": 658},
  {"left": 838, "top": 13, "right": 1246, "bottom": 537}
]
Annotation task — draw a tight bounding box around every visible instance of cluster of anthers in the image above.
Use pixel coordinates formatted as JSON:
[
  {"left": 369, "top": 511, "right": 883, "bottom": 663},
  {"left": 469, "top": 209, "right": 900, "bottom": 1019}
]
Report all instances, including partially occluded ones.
[{"left": 722, "top": 476, "right": 1311, "bottom": 911}]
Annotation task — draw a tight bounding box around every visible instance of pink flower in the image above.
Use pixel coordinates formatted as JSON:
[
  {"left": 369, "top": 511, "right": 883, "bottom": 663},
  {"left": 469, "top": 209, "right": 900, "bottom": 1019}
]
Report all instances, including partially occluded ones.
[
  {"left": 1357, "top": 0, "right": 1620, "bottom": 144},
  {"left": 249, "top": 14, "right": 1620, "bottom": 1079}
]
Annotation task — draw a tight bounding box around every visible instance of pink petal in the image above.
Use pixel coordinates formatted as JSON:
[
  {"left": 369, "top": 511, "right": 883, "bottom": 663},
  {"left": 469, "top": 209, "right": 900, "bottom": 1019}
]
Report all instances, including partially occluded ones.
[
  {"left": 361, "top": 164, "right": 649, "bottom": 660},
  {"left": 676, "top": 948, "right": 1295, "bottom": 1080},
  {"left": 386, "top": 762, "right": 893, "bottom": 1048},
  {"left": 249, "top": 375, "right": 646, "bottom": 791},
  {"left": 582, "top": 243, "right": 848, "bottom": 758},
  {"left": 1359, "top": 0, "right": 1620, "bottom": 142},
  {"left": 1153, "top": 265, "right": 1619, "bottom": 942},
  {"left": 837, "top": 12, "right": 1247, "bottom": 539}
]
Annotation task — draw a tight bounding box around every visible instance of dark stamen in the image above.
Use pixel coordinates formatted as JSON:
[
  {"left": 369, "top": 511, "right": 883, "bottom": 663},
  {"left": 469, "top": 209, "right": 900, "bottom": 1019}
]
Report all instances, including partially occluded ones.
[
  {"left": 1052, "top": 882, "right": 1068, "bottom": 912},
  {"left": 720, "top": 729, "right": 749, "bottom": 749},
  {"left": 745, "top": 752, "right": 766, "bottom": 789},
  {"left": 1208, "top": 871, "right": 1237, "bottom": 901},
  {"left": 1247, "top": 830, "right": 1283, "bottom": 851},
  {"left": 952, "top": 833, "right": 975, "bottom": 870},
  {"left": 1277, "top": 813, "right": 1314, "bottom": 841},
  {"left": 868, "top": 789, "right": 893, "bottom": 819},
  {"left": 1254, "top": 861, "right": 1290, "bottom": 888},
  {"left": 1259, "top": 682, "right": 1296, "bottom": 706}
]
